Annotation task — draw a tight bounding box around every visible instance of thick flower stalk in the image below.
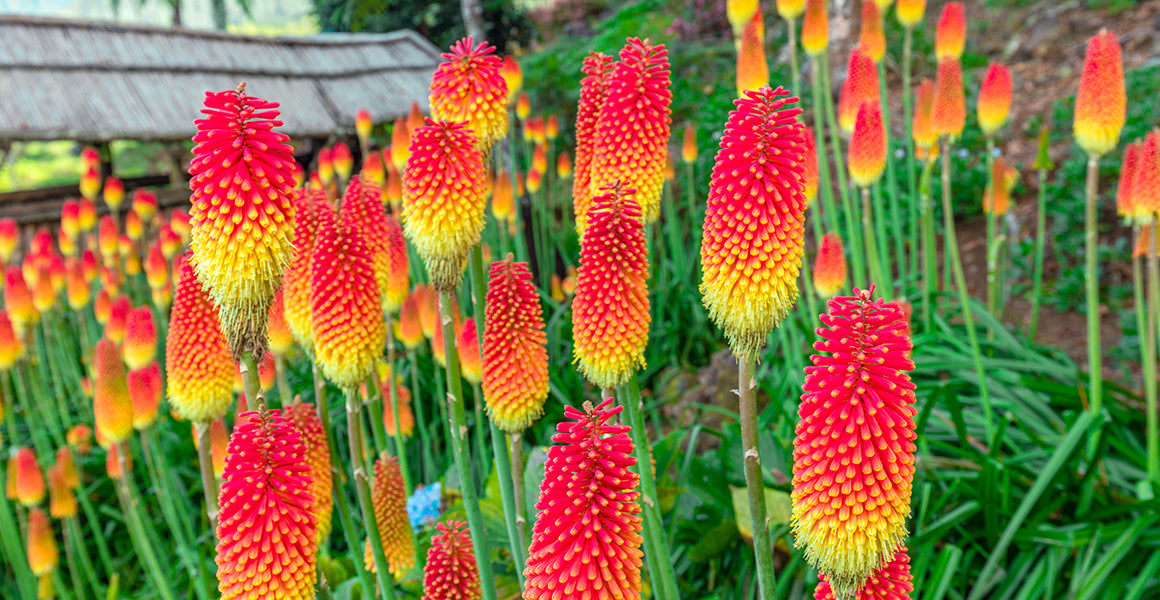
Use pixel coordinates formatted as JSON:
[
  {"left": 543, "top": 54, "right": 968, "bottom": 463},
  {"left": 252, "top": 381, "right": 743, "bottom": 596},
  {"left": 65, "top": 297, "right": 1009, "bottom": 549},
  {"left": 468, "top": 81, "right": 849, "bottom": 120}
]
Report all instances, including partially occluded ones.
[
  {"left": 572, "top": 185, "right": 650, "bottom": 390},
  {"left": 188, "top": 86, "right": 297, "bottom": 357},
  {"left": 429, "top": 37, "right": 509, "bottom": 155},
  {"left": 311, "top": 203, "right": 385, "bottom": 389},
  {"left": 737, "top": 8, "right": 769, "bottom": 96},
  {"left": 94, "top": 337, "right": 134, "bottom": 446},
  {"left": 977, "top": 63, "right": 1012, "bottom": 137},
  {"left": 700, "top": 86, "right": 807, "bottom": 359},
  {"left": 523, "top": 399, "right": 643, "bottom": 600},
  {"left": 482, "top": 258, "right": 548, "bottom": 432},
  {"left": 573, "top": 51, "right": 614, "bottom": 234},
  {"left": 283, "top": 189, "right": 324, "bottom": 354},
  {"left": 588, "top": 38, "right": 672, "bottom": 226},
  {"left": 27, "top": 507, "right": 58, "bottom": 577},
  {"left": 838, "top": 49, "right": 880, "bottom": 134},
  {"left": 814, "top": 546, "right": 914, "bottom": 600},
  {"left": 128, "top": 363, "right": 162, "bottom": 429},
  {"left": 1074, "top": 31, "right": 1125, "bottom": 157},
  {"left": 282, "top": 403, "right": 334, "bottom": 542},
  {"left": 934, "top": 2, "right": 965, "bottom": 60},
  {"left": 792, "top": 288, "right": 917, "bottom": 599},
  {"left": 849, "top": 102, "right": 887, "bottom": 188},
  {"left": 932, "top": 58, "right": 965, "bottom": 138},
  {"left": 814, "top": 232, "right": 848, "bottom": 299},
  {"left": 422, "top": 521, "right": 481, "bottom": 600},
  {"left": 364, "top": 455, "right": 415, "bottom": 579},
  {"left": 403, "top": 119, "right": 488, "bottom": 291},
  {"left": 215, "top": 408, "right": 317, "bottom": 600},
  {"left": 166, "top": 254, "right": 235, "bottom": 423}
]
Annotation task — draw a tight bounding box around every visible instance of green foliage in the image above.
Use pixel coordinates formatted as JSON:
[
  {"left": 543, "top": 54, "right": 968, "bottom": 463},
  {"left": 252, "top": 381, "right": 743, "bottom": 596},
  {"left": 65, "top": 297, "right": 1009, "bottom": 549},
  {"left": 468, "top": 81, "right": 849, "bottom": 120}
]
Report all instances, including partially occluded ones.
[{"left": 310, "top": 0, "right": 535, "bottom": 53}]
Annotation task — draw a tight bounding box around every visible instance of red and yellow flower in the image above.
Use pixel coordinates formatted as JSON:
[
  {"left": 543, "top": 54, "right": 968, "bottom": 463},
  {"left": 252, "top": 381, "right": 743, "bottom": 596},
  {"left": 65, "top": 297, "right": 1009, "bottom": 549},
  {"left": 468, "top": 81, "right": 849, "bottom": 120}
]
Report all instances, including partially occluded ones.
[
  {"left": 26, "top": 507, "right": 58, "bottom": 576},
  {"left": 128, "top": 363, "right": 162, "bottom": 430},
  {"left": 1074, "top": 31, "right": 1125, "bottom": 157},
  {"left": 283, "top": 403, "right": 334, "bottom": 542},
  {"left": 814, "top": 232, "right": 847, "bottom": 299},
  {"left": 737, "top": 8, "right": 769, "bottom": 96},
  {"left": 977, "top": 62, "right": 1013, "bottom": 137},
  {"left": 93, "top": 337, "right": 134, "bottom": 445},
  {"left": 838, "top": 49, "right": 879, "bottom": 134},
  {"left": 364, "top": 455, "right": 414, "bottom": 579},
  {"left": 14, "top": 446, "right": 46, "bottom": 507},
  {"left": 166, "top": 254, "right": 235, "bottom": 423},
  {"left": 429, "top": 37, "right": 509, "bottom": 155},
  {"left": 572, "top": 52, "right": 614, "bottom": 235},
  {"left": 934, "top": 2, "right": 965, "bottom": 60},
  {"left": 483, "top": 258, "right": 549, "bottom": 432},
  {"left": 422, "top": 521, "right": 481, "bottom": 600},
  {"left": 849, "top": 101, "right": 887, "bottom": 188},
  {"left": 802, "top": 0, "right": 829, "bottom": 56},
  {"left": 859, "top": 0, "right": 886, "bottom": 63},
  {"left": 814, "top": 546, "right": 914, "bottom": 600},
  {"left": 932, "top": 58, "right": 965, "bottom": 138}
]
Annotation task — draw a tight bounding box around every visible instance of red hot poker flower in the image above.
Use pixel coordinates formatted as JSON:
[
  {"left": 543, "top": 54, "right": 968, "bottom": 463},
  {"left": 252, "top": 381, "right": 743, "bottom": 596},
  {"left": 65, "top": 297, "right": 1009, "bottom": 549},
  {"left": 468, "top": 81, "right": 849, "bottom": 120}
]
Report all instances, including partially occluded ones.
[
  {"left": 838, "top": 49, "right": 880, "bottom": 134},
  {"left": 127, "top": 363, "right": 162, "bottom": 430},
  {"left": 977, "top": 62, "right": 1013, "bottom": 137},
  {"left": 429, "top": 37, "right": 509, "bottom": 155},
  {"left": 123, "top": 306, "right": 157, "bottom": 370},
  {"left": 523, "top": 399, "right": 643, "bottom": 600},
  {"left": 14, "top": 446, "right": 46, "bottom": 507},
  {"left": 814, "top": 232, "right": 848, "bottom": 300},
  {"left": 422, "top": 521, "right": 481, "bottom": 600},
  {"left": 166, "top": 254, "right": 235, "bottom": 423},
  {"left": 814, "top": 546, "right": 914, "bottom": 600},
  {"left": 571, "top": 52, "right": 614, "bottom": 235},
  {"left": 859, "top": 0, "right": 886, "bottom": 63},
  {"left": 801, "top": 0, "right": 829, "bottom": 56},
  {"left": 282, "top": 189, "right": 324, "bottom": 354},
  {"left": 932, "top": 57, "right": 966, "bottom": 138},
  {"left": 93, "top": 337, "right": 134, "bottom": 446},
  {"left": 934, "top": 2, "right": 965, "bottom": 60},
  {"left": 1074, "top": 31, "right": 1126, "bottom": 157},
  {"left": 282, "top": 403, "right": 334, "bottom": 543},
  {"left": 736, "top": 8, "right": 770, "bottom": 96},
  {"left": 364, "top": 455, "right": 415, "bottom": 579},
  {"left": 482, "top": 258, "right": 549, "bottom": 433},
  {"left": 848, "top": 101, "right": 887, "bottom": 188}
]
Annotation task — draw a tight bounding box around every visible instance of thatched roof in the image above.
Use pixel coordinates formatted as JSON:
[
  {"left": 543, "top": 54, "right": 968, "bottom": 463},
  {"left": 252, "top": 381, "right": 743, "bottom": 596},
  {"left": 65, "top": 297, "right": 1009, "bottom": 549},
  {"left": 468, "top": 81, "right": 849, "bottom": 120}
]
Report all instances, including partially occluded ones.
[{"left": 0, "top": 16, "right": 442, "bottom": 143}]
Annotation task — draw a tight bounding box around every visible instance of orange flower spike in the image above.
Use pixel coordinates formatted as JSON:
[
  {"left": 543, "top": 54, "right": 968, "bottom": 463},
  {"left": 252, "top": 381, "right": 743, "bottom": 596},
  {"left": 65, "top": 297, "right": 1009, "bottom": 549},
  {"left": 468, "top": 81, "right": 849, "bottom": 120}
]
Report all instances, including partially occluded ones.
[
  {"left": 482, "top": 258, "right": 548, "bottom": 432},
  {"left": 356, "top": 108, "right": 374, "bottom": 150},
  {"left": 125, "top": 208, "right": 144, "bottom": 241},
  {"left": 283, "top": 403, "right": 334, "bottom": 541},
  {"left": 60, "top": 200, "right": 80, "bottom": 240},
  {"left": 492, "top": 169, "right": 514, "bottom": 223},
  {"left": 500, "top": 55, "right": 523, "bottom": 105},
  {"left": 736, "top": 8, "right": 770, "bottom": 96},
  {"left": 984, "top": 156, "right": 1012, "bottom": 216},
  {"left": 14, "top": 446, "right": 46, "bottom": 506},
  {"left": 54, "top": 447, "right": 80, "bottom": 489},
  {"left": 777, "top": 0, "right": 806, "bottom": 19},
  {"left": 47, "top": 464, "right": 77, "bottom": 519},
  {"left": 802, "top": 127, "right": 820, "bottom": 206},
  {"left": 849, "top": 101, "right": 888, "bottom": 188},
  {"left": 1116, "top": 141, "right": 1140, "bottom": 220},
  {"left": 422, "top": 521, "right": 481, "bottom": 600},
  {"left": 977, "top": 62, "right": 1013, "bottom": 137},
  {"left": 215, "top": 408, "right": 318, "bottom": 600},
  {"left": 911, "top": 78, "right": 938, "bottom": 154},
  {"left": 417, "top": 283, "right": 438, "bottom": 339},
  {"left": 364, "top": 455, "right": 414, "bottom": 579},
  {"left": 6, "top": 267, "right": 39, "bottom": 333},
  {"left": 814, "top": 546, "right": 914, "bottom": 600},
  {"left": 402, "top": 119, "right": 488, "bottom": 291},
  {"left": 589, "top": 38, "right": 673, "bottom": 226},
  {"left": 801, "top": 0, "right": 829, "bottom": 57},
  {"left": 363, "top": 153, "right": 385, "bottom": 185},
  {"left": 726, "top": 0, "right": 759, "bottom": 36},
  {"left": 0, "top": 219, "right": 17, "bottom": 264},
  {"left": 572, "top": 52, "right": 614, "bottom": 234},
  {"left": 546, "top": 113, "right": 560, "bottom": 140},
  {"left": 166, "top": 254, "right": 236, "bottom": 423},
  {"left": 144, "top": 243, "right": 169, "bottom": 290},
  {"left": 429, "top": 37, "right": 509, "bottom": 155},
  {"left": 934, "top": 2, "right": 965, "bottom": 60},
  {"left": 1131, "top": 134, "right": 1160, "bottom": 223},
  {"left": 859, "top": 0, "right": 887, "bottom": 63},
  {"left": 106, "top": 295, "right": 130, "bottom": 344},
  {"left": 377, "top": 367, "right": 414, "bottom": 437},
  {"left": 311, "top": 204, "right": 385, "bottom": 388},
  {"left": 128, "top": 363, "right": 162, "bottom": 430},
  {"left": 556, "top": 151, "right": 573, "bottom": 179},
  {"left": 283, "top": 190, "right": 323, "bottom": 353},
  {"left": 159, "top": 223, "right": 183, "bottom": 259},
  {"left": 170, "top": 208, "right": 192, "bottom": 243},
  {"left": 458, "top": 317, "right": 483, "bottom": 384},
  {"left": 339, "top": 177, "right": 392, "bottom": 306},
  {"left": 896, "top": 0, "right": 925, "bottom": 28},
  {"left": 67, "top": 425, "right": 93, "bottom": 455},
  {"left": 97, "top": 215, "right": 119, "bottom": 266},
  {"left": 523, "top": 399, "right": 643, "bottom": 600},
  {"left": 681, "top": 122, "right": 698, "bottom": 164},
  {"left": 407, "top": 100, "right": 425, "bottom": 132},
  {"left": 932, "top": 57, "right": 966, "bottom": 138},
  {"left": 396, "top": 290, "right": 425, "bottom": 350},
  {"left": 1135, "top": 224, "right": 1156, "bottom": 259},
  {"left": 700, "top": 86, "right": 808, "bottom": 358},
  {"left": 525, "top": 169, "right": 543, "bottom": 194},
  {"left": 77, "top": 198, "right": 98, "bottom": 233},
  {"left": 31, "top": 265, "right": 56, "bottom": 314},
  {"left": 268, "top": 288, "right": 294, "bottom": 357},
  {"left": 515, "top": 91, "right": 531, "bottom": 121},
  {"left": 333, "top": 142, "right": 354, "bottom": 181},
  {"left": 814, "top": 232, "right": 848, "bottom": 299},
  {"left": 123, "top": 305, "right": 157, "bottom": 370},
  {"left": 64, "top": 264, "right": 88, "bottom": 310},
  {"left": 102, "top": 176, "right": 124, "bottom": 212},
  {"left": 0, "top": 311, "right": 18, "bottom": 372},
  {"left": 838, "top": 49, "right": 880, "bottom": 134},
  {"left": 80, "top": 164, "right": 102, "bottom": 201},
  {"left": 1074, "top": 31, "right": 1126, "bottom": 157},
  {"left": 188, "top": 87, "right": 297, "bottom": 358},
  {"left": 572, "top": 185, "right": 650, "bottom": 390},
  {"left": 26, "top": 508, "right": 58, "bottom": 577},
  {"left": 132, "top": 188, "right": 158, "bottom": 222},
  {"left": 93, "top": 337, "right": 134, "bottom": 445},
  {"left": 792, "top": 289, "right": 917, "bottom": 598}
]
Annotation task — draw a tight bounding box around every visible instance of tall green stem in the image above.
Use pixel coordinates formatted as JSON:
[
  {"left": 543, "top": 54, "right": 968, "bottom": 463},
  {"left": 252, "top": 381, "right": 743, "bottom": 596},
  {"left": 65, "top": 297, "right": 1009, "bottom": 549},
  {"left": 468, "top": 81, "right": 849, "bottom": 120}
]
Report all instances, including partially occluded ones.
[
  {"left": 622, "top": 377, "right": 681, "bottom": 600},
  {"left": 274, "top": 354, "right": 293, "bottom": 406},
  {"left": 1083, "top": 156, "right": 1103, "bottom": 413},
  {"left": 195, "top": 420, "right": 219, "bottom": 533},
  {"left": 0, "top": 464, "right": 37, "bottom": 599},
  {"left": 820, "top": 53, "right": 861, "bottom": 286},
  {"left": 941, "top": 138, "right": 994, "bottom": 440},
  {"left": 903, "top": 27, "right": 918, "bottom": 281},
  {"left": 877, "top": 68, "right": 904, "bottom": 291},
  {"left": 510, "top": 432, "right": 527, "bottom": 544},
  {"left": 345, "top": 388, "right": 398, "bottom": 600},
  {"left": 1029, "top": 168, "right": 1049, "bottom": 340},
  {"left": 787, "top": 17, "right": 800, "bottom": 95},
  {"left": 738, "top": 355, "right": 776, "bottom": 600},
  {"left": 863, "top": 187, "right": 886, "bottom": 287},
  {"left": 920, "top": 159, "right": 936, "bottom": 332},
  {"left": 440, "top": 289, "right": 498, "bottom": 600},
  {"left": 115, "top": 443, "right": 177, "bottom": 600},
  {"left": 63, "top": 516, "right": 88, "bottom": 600},
  {"left": 384, "top": 319, "right": 413, "bottom": 496},
  {"left": 810, "top": 64, "right": 840, "bottom": 238},
  {"left": 1145, "top": 225, "right": 1158, "bottom": 483},
  {"left": 407, "top": 349, "right": 436, "bottom": 481}
]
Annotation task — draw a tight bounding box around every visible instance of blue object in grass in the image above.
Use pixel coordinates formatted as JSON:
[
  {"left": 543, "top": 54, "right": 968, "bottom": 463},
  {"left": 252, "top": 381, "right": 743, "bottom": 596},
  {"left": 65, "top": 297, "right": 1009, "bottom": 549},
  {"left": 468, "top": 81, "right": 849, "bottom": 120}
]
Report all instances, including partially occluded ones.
[{"left": 406, "top": 481, "right": 441, "bottom": 530}]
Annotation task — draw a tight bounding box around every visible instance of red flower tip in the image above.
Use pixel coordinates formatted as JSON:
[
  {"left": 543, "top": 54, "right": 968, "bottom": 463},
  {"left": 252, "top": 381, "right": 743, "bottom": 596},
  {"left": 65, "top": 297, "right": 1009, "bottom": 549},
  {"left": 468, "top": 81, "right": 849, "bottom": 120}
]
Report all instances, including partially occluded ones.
[
  {"left": 737, "top": 7, "right": 770, "bottom": 96},
  {"left": 356, "top": 108, "right": 374, "bottom": 146},
  {"left": 457, "top": 318, "right": 482, "bottom": 384},
  {"left": 977, "top": 63, "right": 1013, "bottom": 137},
  {"left": 523, "top": 399, "right": 643, "bottom": 600},
  {"left": 333, "top": 142, "right": 353, "bottom": 180},
  {"left": 483, "top": 258, "right": 549, "bottom": 432},
  {"left": 1130, "top": 134, "right": 1160, "bottom": 223},
  {"left": 932, "top": 58, "right": 965, "bottom": 138},
  {"left": 792, "top": 288, "right": 917, "bottom": 598},
  {"left": 911, "top": 78, "right": 938, "bottom": 156},
  {"left": 814, "top": 232, "right": 848, "bottom": 299},
  {"left": 814, "top": 546, "right": 914, "bottom": 600},
  {"left": 422, "top": 521, "right": 481, "bottom": 600},
  {"left": 102, "top": 176, "right": 124, "bottom": 210},
  {"left": 501, "top": 55, "right": 523, "bottom": 104},
  {"left": 429, "top": 37, "right": 509, "bottom": 154},
  {"left": 216, "top": 408, "right": 317, "bottom": 600},
  {"left": 934, "top": 2, "right": 965, "bottom": 60},
  {"left": 0, "top": 310, "right": 22, "bottom": 370},
  {"left": 1074, "top": 31, "right": 1126, "bottom": 157},
  {"left": 166, "top": 254, "right": 235, "bottom": 423}
]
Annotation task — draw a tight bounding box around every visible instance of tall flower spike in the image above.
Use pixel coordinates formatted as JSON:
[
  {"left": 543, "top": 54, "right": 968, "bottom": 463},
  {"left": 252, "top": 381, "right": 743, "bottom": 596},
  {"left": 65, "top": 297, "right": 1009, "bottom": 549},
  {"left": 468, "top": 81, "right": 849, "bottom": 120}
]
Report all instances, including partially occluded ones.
[
  {"left": 911, "top": 79, "right": 938, "bottom": 158},
  {"left": 700, "top": 86, "right": 807, "bottom": 359},
  {"left": 268, "top": 288, "right": 294, "bottom": 357},
  {"left": 934, "top": 2, "right": 965, "bottom": 60},
  {"left": 94, "top": 337, "right": 134, "bottom": 446},
  {"left": 838, "top": 49, "right": 880, "bottom": 134},
  {"left": 0, "top": 219, "right": 17, "bottom": 263},
  {"left": 283, "top": 189, "right": 324, "bottom": 354},
  {"left": 977, "top": 62, "right": 1012, "bottom": 137},
  {"left": 106, "top": 295, "right": 131, "bottom": 344},
  {"left": 364, "top": 455, "right": 415, "bottom": 579},
  {"left": 0, "top": 310, "right": 24, "bottom": 370},
  {"left": 339, "top": 177, "right": 393, "bottom": 308},
  {"left": 814, "top": 546, "right": 913, "bottom": 600},
  {"left": 216, "top": 408, "right": 317, "bottom": 600},
  {"left": 589, "top": 38, "right": 672, "bottom": 226},
  {"left": 283, "top": 403, "right": 334, "bottom": 542},
  {"left": 188, "top": 86, "right": 297, "bottom": 358},
  {"left": 55, "top": 447, "right": 79, "bottom": 489},
  {"left": 457, "top": 318, "right": 482, "bottom": 384},
  {"left": 681, "top": 123, "right": 698, "bottom": 164},
  {"left": 383, "top": 215, "right": 409, "bottom": 313},
  {"left": 802, "top": 0, "right": 829, "bottom": 56},
  {"left": 123, "top": 306, "right": 157, "bottom": 370},
  {"left": 727, "top": 0, "right": 759, "bottom": 36},
  {"left": 500, "top": 56, "right": 523, "bottom": 105},
  {"left": 14, "top": 446, "right": 46, "bottom": 507},
  {"left": 1074, "top": 31, "right": 1125, "bottom": 157},
  {"left": 167, "top": 254, "right": 235, "bottom": 423},
  {"left": 572, "top": 185, "right": 650, "bottom": 390},
  {"left": 27, "top": 508, "right": 58, "bottom": 577},
  {"left": 792, "top": 288, "right": 917, "bottom": 599},
  {"left": 523, "top": 399, "right": 643, "bottom": 600},
  {"left": 492, "top": 169, "right": 514, "bottom": 223},
  {"left": 1116, "top": 141, "right": 1140, "bottom": 220},
  {"left": 47, "top": 464, "right": 77, "bottom": 519},
  {"left": 849, "top": 101, "right": 887, "bottom": 188},
  {"left": 429, "top": 37, "right": 509, "bottom": 156},
  {"left": 1132, "top": 133, "right": 1160, "bottom": 222},
  {"left": 932, "top": 58, "right": 965, "bottom": 138},
  {"left": 859, "top": 1, "right": 886, "bottom": 63},
  {"left": 128, "top": 363, "right": 162, "bottom": 430},
  {"left": 391, "top": 119, "right": 412, "bottom": 172},
  {"left": 572, "top": 52, "right": 614, "bottom": 234},
  {"left": 814, "top": 232, "right": 847, "bottom": 299},
  {"left": 403, "top": 119, "right": 488, "bottom": 292},
  {"left": 422, "top": 521, "right": 481, "bottom": 600},
  {"left": 802, "top": 127, "right": 820, "bottom": 206},
  {"left": 737, "top": 8, "right": 770, "bottom": 96},
  {"left": 311, "top": 204, "right": 385, "bottom": 388},
  {"left": 483, "top": 258, "right": 549, "bottom": 432},
  {"left": 896, "top": 0, "right": 925, "bottom": 29}
]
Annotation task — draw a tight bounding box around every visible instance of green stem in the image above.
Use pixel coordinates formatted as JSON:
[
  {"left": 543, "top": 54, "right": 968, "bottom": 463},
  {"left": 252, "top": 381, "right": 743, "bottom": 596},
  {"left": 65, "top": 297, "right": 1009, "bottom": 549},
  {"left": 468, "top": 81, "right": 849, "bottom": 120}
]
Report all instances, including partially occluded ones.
[
  {"left": 863, "top": 187, "right": 886, "bottom": 287},
  {"left": 140, "top": 430, "right": 206, "bottom": 600},
  {"left": 738, "top": 355, "right": 776, "bottom": 600},
  {"left": 195, "top": 420, "right": 219, "bottom": 534},
  {"left": 472, "top": 381, "right": 489, "bottom": 491},
  {"left": 787, "top": 17, "right": 800, "bottom": 96},
  {"left": 67, "top": 516, "right": 102, "bottom": 597},
  {"left": 878, "top": 68, "right": 904, "bottom": 293},
  {"left": 407, "top": 349, "right": 436, "bottom": 482},
  {"left": 810, "top": 65, "right": 840, "bottom": 238},
  {"left": 1029, "top": 169, "right": 1048, "bottom": 340},
  {"left": 510, "top": 432, "right": 527, "bottom": 545},
  {"left": 903, "top": 27, "right": 919, "bottom": 284},
  {"left": 345, "top": 387, "right": 398, "bottom": 600},
  {"left": 684, "top": 162, "right": 697, "bottom": 217},
  {"left": 622, "top": 377, "right": 681, "bottom": 600},
  {"left": 941, "top": 138, "right": 994, "bottom": 441},
  {"left": 1083, "top": 156, "right": 1103, "bottom": 413},
  {"left": 820, "top": 52, "right": 858, "bottom": 284},
  {"left": 985, "top": 139, "right": 997, "bottom": 325},
  {"left": 365, "top": 370, "right": 389, "bottom": 459},
  {"left": 1145, "top": 225, "right": 1158, "bottom": 483},
  {"left": 920, "top": 159, "right": 937, "bottom": 332},
  {"left": 0, "top": 462, "right": 37, "bottom": 599},
  {"left": 274, "top": 354, "right": 293, "bottom": 406},
  {"left": 440, "top": 289, "right": 498, "bottom": 600},
  {"left": 116, "top": 443, "right": 177, "bottom": 600},
  {"left": 384, "top": 318, "right": 413, "bottom": 496}
]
